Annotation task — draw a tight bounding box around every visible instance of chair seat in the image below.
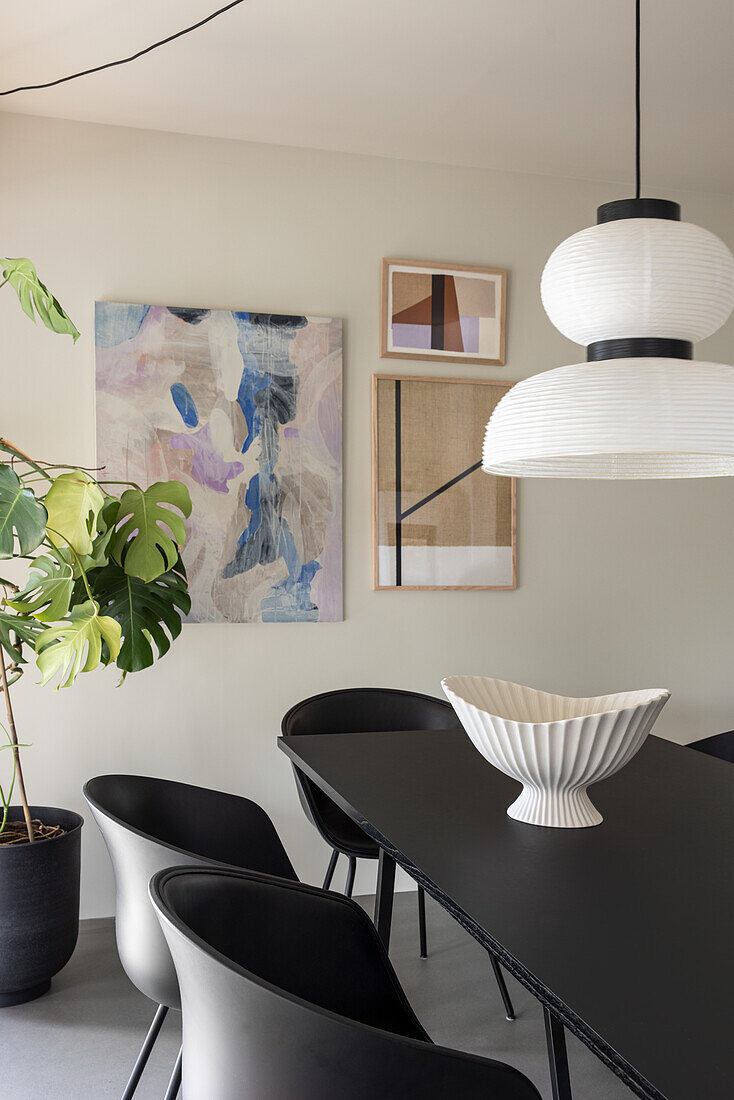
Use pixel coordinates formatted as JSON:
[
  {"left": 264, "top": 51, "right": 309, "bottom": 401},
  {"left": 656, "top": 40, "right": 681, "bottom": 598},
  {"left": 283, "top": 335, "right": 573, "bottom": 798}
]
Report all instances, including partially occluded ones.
[
  {"left": 85, "top": 776, "right": 301, "bottom": 1100},
  {"left": 151, "top": 867, "right": 542, "bottom": 1100},
  {"left": 83, "top": 775, "right": 297, "bottom": 1009},
  {"left": 317, "top": 794, "right": 380, "bottom": 858}
]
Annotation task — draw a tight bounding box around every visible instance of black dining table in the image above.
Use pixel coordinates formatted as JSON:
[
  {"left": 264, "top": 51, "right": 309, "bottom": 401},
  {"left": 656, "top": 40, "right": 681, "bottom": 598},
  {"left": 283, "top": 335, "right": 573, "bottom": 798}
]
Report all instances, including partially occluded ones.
[{"left": 279, "top": 729, "right": 734, "bottom": 1100}]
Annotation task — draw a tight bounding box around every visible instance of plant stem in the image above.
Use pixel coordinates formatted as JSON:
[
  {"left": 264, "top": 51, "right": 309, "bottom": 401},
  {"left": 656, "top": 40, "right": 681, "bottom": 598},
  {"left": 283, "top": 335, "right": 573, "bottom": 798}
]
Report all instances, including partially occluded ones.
[
  {"left": 96, "top": 479, "right": 142, "bottom": 491},
  {"left": 0, "top": 646, "right": 33, "bottom": 842},
  {"left": 22, "top": 462, "right": 105, "bottom": 476},
  {"left": 45, "top": 528, "right": 94, "bottom": 601},
  {"left": 0, "top": 437, "right": 52, "bottom": 480},
  {"left": 0, "top": 732, "right": 18, "bottom": 835}
]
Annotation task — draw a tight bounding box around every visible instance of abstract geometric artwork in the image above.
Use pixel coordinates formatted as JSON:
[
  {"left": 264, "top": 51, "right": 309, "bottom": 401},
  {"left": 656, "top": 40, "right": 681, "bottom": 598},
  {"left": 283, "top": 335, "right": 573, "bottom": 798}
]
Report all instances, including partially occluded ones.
[
  {"left": 95, "top": 303, "right": 342, "bottom": 622},
  {"left": 380, "top": 259, "right": 507, "bottom": 366},
  {"left": 372, "top": 375, "right": 515, "bottom": 590}
]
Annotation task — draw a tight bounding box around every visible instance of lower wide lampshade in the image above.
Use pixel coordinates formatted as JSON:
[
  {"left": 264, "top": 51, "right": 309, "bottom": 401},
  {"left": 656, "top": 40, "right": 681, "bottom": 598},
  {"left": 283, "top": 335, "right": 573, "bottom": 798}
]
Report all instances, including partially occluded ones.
[{"left": 482, "top": 358, "right": 734, "bottom": 478}]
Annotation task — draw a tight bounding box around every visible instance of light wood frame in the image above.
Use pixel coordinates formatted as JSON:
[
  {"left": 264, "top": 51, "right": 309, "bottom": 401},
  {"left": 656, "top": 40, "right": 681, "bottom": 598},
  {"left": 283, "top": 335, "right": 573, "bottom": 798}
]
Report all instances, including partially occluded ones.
[
  {"left": 371, "top": 374, "right": 517, "bottom": 591},
  {"left": 380, "top": 258, "right": 507, "bottom": 367}
]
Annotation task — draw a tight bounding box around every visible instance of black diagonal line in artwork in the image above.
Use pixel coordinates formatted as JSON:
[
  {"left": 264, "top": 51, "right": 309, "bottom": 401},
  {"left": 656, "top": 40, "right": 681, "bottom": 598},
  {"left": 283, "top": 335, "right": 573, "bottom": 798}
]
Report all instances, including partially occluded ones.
[
  {"left": 394, "top": 379, "right": 402, "bottom": 587},
  {"left": 431, "top": 273, "right": 445, "bottom": 350},
  {"left": 400, "top": 460, "right": 482, "bottom": 521}
]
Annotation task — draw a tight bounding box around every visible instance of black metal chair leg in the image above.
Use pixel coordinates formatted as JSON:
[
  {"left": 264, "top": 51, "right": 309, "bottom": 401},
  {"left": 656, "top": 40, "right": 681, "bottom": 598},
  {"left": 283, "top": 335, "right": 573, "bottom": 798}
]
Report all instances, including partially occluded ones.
[
  {"left": 544, "top": 1006, "right": 572, "bottom": 1100},
  {"left": 418, "top": 886, "right": 428, "bottom": 958},
  {"left": 163, "top": 1047, "right": 183, "bottom": 1100},
  {"left": 345, "top": 855, "right": 357, "bottom": 898},
  {"left": 374, "top": 848, "right": 396, "bottom": 951},
  {"left": 487, "top": 950, "right": 515, "bottom": 1021},
  {"left": 323, "top": 848, "right": 339, "bottom": 890},
  {"left": 121, "top": 1003, "right": 169, "bottom": 1100}
]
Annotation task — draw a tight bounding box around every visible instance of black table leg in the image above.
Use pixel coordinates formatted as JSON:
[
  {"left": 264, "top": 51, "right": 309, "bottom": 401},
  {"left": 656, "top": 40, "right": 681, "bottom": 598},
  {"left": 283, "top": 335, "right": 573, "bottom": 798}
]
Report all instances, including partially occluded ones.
[
  {"left": 374, "top": 848, "right": 396, "bottom": 951},
  {"left": 417, "top": 885, "right": 428, "bottom": 958},
  {"left": 544, "top": 1006, "right": 572, "bottom": 1100}
]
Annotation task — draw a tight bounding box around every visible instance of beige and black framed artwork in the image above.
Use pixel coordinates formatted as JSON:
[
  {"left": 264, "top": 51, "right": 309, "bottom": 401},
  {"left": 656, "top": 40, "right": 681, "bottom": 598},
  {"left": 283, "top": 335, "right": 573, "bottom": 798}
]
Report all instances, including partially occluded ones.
[
  {"left": 380, "top": 259, "right": 507, "bottom": 366},
  {"left": 372, "top": 375, "right": 516, "bottom": 590}
]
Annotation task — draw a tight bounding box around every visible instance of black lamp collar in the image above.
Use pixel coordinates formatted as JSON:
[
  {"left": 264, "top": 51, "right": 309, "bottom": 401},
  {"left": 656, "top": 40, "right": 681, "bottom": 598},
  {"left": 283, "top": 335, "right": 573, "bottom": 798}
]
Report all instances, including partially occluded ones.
[
  {"left": 597, "top": 198, "right": 681, "bottom": 223},
  {"left": 587, "top": 338, "right": 693, "bottom": 361}
]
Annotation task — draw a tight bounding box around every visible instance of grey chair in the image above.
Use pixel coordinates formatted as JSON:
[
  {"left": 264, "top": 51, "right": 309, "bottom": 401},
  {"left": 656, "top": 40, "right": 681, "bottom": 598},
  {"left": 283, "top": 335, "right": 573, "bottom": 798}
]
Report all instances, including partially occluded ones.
[
  {"left": 83, "top": 775, "right": 296, "bottom": 1100},
  {"left": 150, "top": 866, "right": 543, "bottom": 1100}
]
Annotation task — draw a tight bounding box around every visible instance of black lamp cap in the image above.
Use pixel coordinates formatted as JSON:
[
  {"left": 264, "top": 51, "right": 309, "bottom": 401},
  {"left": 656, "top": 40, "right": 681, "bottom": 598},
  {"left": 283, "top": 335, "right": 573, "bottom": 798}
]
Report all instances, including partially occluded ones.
[{"left": 597, "top": 198, "right": 681, "bottom": 224}]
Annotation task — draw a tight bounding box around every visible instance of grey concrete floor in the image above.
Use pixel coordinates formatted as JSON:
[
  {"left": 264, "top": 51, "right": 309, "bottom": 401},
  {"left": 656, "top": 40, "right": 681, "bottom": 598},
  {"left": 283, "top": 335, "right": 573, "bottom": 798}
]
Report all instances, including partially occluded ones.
[{"left": 1, "top": 891, "right": 634, "bottom": 1099}]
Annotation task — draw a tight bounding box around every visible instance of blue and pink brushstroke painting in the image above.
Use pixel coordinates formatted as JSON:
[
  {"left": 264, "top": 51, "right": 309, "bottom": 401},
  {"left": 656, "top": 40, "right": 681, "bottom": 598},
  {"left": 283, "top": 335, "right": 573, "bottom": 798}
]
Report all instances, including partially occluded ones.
[{"left": 95, "top": 303, "right": 343, "bottom": 622}]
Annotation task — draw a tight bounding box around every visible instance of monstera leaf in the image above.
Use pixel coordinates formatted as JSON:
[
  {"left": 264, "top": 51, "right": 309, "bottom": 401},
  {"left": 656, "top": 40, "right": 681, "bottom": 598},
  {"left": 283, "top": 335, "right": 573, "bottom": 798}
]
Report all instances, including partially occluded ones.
[
  {"left": 35, "top": 600, "right": 121, "bottom": 688},
  {"left": 76, "top": 497, "right": 120, "bottom": 574},
  {"left": 91, "top": 558, "right": 191, "bottom": 673},
  {"left": 7, "top": 548, "right": 75, "bottom": 622},
  {"left": 0, "top": 465, "right": 48, "bottom": 558},
  {"left": 0, "top": 609, "right": 43, "bottom": 666},
  {"left": 1, "top": 257, "right": 80, "bottom": 342},
  {"left": 45, "top": 472, "right": 105, "bottom": 556},
  {"left": 112, "top": 482, "right": 191, "bottom": 583}
]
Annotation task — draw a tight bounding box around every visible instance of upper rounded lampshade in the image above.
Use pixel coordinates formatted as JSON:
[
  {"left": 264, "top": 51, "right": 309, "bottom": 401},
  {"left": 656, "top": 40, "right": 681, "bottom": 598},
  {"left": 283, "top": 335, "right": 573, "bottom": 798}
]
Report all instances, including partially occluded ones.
[
  {"left": 541, "top": 219, "right": 734, "bottom": 346},
  {"left": 482, "top": 358, "right": 734, "bottom": 478}
]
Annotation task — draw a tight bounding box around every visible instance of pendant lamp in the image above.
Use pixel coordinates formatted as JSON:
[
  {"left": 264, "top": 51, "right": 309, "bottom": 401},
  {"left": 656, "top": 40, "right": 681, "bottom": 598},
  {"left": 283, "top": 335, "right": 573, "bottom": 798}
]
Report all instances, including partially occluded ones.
[{"left": 482, "top": 1, "right": 734, "bottom": 478}]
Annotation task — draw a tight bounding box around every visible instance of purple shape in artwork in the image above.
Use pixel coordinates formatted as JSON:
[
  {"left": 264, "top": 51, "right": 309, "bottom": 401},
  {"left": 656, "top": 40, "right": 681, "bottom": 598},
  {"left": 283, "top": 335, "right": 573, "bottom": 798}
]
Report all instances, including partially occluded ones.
[
  {"left": 283, "top": 427, "right": 299, "bottom": 438},
  {"left": 392, "top": 323, "right": 431, "bottom": 350},
  {"left": 170, "top": 422, "right": 244, "bottom": 493},
  {"left": 459, "top": 315, "right": 479, "bottom": 353}
]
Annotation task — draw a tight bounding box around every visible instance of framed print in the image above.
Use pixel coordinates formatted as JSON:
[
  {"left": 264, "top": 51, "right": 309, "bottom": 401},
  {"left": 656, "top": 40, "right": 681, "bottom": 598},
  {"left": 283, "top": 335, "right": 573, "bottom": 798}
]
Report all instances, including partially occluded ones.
[
  {"left": 380, "top": 258, "right": 507, "bottom": 366},
  {"left": 96, "top": 302, "right": 343, "bottom": 623},
  {"left": 372, "top": 374, "right": 516, "bottom": 590}
]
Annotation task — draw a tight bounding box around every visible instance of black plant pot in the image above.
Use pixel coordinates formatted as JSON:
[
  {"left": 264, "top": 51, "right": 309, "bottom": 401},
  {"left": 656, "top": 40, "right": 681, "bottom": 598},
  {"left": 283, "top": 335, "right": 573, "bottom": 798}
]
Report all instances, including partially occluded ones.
[{"left": 0, "top": 806, "right": 83, "bottom": 1007}]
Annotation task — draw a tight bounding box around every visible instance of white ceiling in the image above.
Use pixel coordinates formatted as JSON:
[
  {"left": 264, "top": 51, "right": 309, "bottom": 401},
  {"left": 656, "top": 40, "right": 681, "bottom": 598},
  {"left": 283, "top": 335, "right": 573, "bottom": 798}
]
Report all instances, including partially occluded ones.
[{"left": 2, "top": 0, "right": 733, "bottom": 194}]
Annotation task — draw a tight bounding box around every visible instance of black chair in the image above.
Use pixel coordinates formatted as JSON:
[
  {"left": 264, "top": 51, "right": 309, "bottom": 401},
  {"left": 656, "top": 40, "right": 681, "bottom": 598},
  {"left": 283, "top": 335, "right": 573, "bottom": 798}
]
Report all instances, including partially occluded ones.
[
  {"left": 689, "top": 730, "right": 734, "bottom": 762},
  {"left": 282, "top": 686, "right": 515, "bottom": 1020},
  {"left": 151, "top": 866, "right": 542, "bottom": 1100},
  {"left": 83, "top": 775, "right": 297, "bottom": 1100}
]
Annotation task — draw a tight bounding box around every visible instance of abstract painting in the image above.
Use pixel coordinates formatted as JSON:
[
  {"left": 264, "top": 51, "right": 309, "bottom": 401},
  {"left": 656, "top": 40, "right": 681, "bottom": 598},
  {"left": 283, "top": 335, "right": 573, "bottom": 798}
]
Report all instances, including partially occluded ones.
[
  {"left": 372, "top": 375, "right": 515, "bottom": 590},
  {"left": 380, "top": 259, "right": 507, "bottom": 366},
  {"left": 95, "top": 303, "right": 342, "bottom": 622}
]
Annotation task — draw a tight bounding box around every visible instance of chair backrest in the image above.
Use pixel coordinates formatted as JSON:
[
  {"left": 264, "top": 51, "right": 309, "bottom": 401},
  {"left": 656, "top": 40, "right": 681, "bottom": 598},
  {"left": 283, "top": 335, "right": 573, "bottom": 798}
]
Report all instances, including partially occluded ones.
[
  {"left": 689, "top": 731, "right": 734, "bottom": 763},
  {"left": 282, "top": 687, "right": 462, "bottom": 737},
  {"left": 151, "top": 867, "right": 542, "bottom": 1100},
  {"left": 282, "top": 688, "right": 463, "bottom": 850},
  {"left": 83, "top": 775, "right": 296, "bottom": 1008}
]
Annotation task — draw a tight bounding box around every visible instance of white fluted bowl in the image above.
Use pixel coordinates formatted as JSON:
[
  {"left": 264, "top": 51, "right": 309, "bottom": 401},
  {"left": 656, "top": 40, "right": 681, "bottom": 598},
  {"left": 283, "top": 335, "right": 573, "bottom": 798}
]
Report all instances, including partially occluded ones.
[{"left": 441, "top": 676, "right": 670, "bottom": 828}]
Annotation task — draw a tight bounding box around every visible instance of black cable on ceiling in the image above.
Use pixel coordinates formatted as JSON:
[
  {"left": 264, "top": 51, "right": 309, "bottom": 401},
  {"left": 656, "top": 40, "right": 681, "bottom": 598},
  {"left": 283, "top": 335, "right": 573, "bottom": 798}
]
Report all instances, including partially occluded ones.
[{"left": 0, "top": 0, "right": 248, "bottom": 97}]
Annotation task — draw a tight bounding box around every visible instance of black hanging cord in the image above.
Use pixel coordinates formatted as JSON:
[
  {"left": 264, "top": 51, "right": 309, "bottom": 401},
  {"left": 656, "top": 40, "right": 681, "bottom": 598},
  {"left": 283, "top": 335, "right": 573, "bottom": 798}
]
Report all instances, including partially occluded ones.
[
  {"left": 0, "top": 0, "right": 248, "bottom": 97},
  {"left": 635, "top": 0, "right": 641, "bottom": 199}
]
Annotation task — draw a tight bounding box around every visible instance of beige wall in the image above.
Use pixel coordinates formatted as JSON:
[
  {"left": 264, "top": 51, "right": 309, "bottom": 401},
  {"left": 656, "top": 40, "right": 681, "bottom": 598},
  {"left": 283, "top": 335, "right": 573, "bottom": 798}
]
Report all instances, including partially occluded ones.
[{"left": 1, "top": 111, "right": 733, "bottom": 917}]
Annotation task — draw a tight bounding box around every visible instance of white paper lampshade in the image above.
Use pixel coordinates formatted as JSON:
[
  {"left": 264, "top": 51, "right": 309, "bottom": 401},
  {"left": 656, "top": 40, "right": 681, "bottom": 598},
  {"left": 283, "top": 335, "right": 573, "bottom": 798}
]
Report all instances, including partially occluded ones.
[
  {"left": 541, "top": 219, "right": 734, "bottom": 346},
  {"left": 482, "top": 358, "right": 734, "bottom": 478}
]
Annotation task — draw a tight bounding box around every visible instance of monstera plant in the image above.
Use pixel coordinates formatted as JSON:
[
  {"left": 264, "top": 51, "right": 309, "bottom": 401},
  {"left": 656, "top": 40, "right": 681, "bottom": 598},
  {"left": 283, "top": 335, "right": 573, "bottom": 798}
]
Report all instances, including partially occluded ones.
[
  {"left": 0, "top": 258, "right": 193, "bottom": 1008},
  {"left": 0, "top": 258, "right": 192, "bottom": 847}
]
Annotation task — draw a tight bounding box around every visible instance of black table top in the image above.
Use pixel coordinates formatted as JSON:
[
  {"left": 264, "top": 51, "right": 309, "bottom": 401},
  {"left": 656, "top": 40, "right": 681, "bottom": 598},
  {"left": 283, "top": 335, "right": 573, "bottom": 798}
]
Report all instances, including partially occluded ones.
[{"left": 279, "top": 730, "right": 734, "bottom": 1100}]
